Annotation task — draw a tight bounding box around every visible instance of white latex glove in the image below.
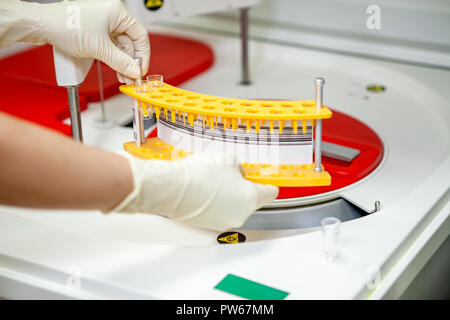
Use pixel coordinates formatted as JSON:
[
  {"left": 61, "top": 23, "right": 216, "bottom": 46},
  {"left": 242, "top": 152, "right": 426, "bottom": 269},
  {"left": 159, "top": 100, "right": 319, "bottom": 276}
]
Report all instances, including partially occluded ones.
[
  {"left": 111, "top": 152, "right": 279, "bottom": 232},
  {"left": 0, "top": 0, "right": 149, "bottom": 83}
]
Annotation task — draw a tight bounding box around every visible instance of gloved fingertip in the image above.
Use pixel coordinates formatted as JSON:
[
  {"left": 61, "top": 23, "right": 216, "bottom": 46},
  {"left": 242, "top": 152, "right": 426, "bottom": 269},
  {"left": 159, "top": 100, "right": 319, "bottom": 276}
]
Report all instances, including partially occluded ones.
[
  {"left": 107, "top": 43, "right": 141, "bottom": 80},
  {"left": 124, "top": 61, "right": 141, "bottom": 80},
  {"left": 254, "top": 183, "right": 279, "bottom": 208},
  {"left": 117, "top": 72, "right": 125, "bottom": 84},
  {"left": 117, "top": 72, "right": 134, "bottom": 85},
  {"left": 124, "top": 77, "right": 134, "bottom": 85},
  {"left": 141, "top": 54, "right": 150, "bottom": 76}
]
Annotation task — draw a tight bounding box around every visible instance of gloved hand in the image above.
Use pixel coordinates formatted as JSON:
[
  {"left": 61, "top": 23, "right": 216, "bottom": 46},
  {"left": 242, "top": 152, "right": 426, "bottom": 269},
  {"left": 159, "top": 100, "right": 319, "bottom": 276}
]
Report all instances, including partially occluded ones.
[
  {"left": 110, "top": 152, "right": 279, "bottom": 232},
  {"left": 0, "top": 0, "right": 149, "bottom": 83}
]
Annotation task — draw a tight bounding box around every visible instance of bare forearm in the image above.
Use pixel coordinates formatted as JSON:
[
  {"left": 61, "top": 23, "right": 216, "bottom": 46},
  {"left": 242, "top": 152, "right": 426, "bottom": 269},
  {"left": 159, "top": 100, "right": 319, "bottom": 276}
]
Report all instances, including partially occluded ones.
[{"left": 0, "top": 112, "right": 133, "bottom": 211}]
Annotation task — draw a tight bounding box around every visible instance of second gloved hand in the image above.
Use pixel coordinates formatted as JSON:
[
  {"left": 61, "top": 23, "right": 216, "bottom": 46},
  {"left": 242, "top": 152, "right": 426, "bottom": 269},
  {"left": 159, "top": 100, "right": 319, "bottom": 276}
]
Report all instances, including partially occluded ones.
[
  {"left": 110, "top": 152, "right": 279, "bottom": 232},
  {"left": 1, "top": 0, "right": 149, "bottom": 83}
]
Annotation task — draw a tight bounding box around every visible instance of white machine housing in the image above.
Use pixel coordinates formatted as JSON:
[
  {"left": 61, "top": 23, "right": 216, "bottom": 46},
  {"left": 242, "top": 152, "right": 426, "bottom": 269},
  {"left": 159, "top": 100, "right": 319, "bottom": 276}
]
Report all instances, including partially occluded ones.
[
  {"left": 53, "top": 48, "right": 94, "bottom": 87},
  {"left": 0, "top": 0, "right": 448, "bottom": 301},
  {"left": 178, "top": 0, "right": 450, "bottom": 68},
  {"left": 125, "top": 0, "right": 260, "bottom": 22}
]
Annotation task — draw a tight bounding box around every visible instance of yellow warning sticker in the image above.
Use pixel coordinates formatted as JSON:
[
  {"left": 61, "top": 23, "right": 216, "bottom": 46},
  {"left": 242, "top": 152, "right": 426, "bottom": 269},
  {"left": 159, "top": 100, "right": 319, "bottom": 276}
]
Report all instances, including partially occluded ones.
[
  {"left": 145, "top": 0, "right": 163, "bottom": 11},
  {"left": 217, "top": 232, "right": 246, "bottom": 244},
  {"left": 367, "top": 84, "right": 386, "bottom": 92}
]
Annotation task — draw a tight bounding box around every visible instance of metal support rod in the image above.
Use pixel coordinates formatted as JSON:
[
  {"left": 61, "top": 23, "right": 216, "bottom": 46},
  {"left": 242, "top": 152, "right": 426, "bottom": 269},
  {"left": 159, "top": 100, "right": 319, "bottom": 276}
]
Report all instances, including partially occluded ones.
[
  {"left": 314, "top": 78, "right": 325, "bottom": 172},
  {"left": 67, "top": 86, "right": 83, "bottom": 142},
  {"left": 138, "top": 102, "right": 145, "bottom": 143},
  {"left": 375, "top": 201, "right": 381, "bottom": 212},
  {"left": 133, "top": 57, "right": 145, "bottom": 146},
  {"left": 240, "top": 8, "right": 250, "bottom": 85},
  {"left": 96, "top": 60, "right": 106, "bottom": 122}
]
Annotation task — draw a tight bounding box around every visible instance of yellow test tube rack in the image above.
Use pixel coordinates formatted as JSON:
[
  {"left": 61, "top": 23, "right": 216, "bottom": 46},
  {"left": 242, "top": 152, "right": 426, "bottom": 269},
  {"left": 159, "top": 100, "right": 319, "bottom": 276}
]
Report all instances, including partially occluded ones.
[{"left": 120, "top": 79, "right": 332, "bottom": 187}]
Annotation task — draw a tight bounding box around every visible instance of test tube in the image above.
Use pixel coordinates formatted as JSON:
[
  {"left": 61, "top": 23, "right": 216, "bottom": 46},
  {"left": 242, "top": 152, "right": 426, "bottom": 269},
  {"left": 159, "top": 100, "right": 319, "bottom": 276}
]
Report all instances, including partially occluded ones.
[
  {"left": 147, "top": 74, "right": 164, "bottom": 88},
  {"left": 321, "top": 217, "right": 341, "bottom": 262}
]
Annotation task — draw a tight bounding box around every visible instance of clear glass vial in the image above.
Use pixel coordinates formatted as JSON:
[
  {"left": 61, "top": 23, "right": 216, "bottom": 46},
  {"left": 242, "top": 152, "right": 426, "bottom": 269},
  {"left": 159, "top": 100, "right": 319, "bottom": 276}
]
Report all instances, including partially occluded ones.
[
  {"left": 321, "top": 217, "right": 341, "bottom": 262},
  {"left": 147, "top": 74, "right": 164, "bottom": 88}
]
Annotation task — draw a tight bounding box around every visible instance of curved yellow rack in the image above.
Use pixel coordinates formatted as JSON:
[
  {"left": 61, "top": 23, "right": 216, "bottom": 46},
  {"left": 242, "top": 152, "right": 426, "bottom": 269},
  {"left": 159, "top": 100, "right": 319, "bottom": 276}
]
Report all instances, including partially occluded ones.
[
  {"left": 124, "top": 138, "right": 331, "bottom": 187},
  {"left": 119, "top": 83, "right": 332, "bottom": 134},
  {"left": 120, "top": 83, "right": 332, "bottom": 187}
]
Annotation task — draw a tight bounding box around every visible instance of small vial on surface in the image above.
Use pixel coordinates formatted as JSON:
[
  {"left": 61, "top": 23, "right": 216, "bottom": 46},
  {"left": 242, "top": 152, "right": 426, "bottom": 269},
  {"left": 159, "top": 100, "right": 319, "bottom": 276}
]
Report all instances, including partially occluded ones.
[
  {"left": 147, "top": 74, "right": 164, "bottom": 88},
  {"left": 321, "top": 217, "right": 341, "bottom": 262}
]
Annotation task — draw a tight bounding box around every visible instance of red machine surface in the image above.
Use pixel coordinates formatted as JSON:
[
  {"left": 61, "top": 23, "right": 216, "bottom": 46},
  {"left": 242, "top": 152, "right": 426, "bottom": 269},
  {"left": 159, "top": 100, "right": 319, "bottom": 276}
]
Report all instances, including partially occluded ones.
[
  {"left": 0, "top": 33, "right": 382, "bottom": 199},
  {"left": 147, "top": 110, "right": 383, "bottom": 199}
]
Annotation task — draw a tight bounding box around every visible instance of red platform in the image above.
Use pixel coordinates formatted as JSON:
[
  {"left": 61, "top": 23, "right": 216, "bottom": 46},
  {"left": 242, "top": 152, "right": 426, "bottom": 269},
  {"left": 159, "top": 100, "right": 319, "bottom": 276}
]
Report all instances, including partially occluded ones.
[
  {"left": 0, "top": 33, "right": 214, "bottom": 102},
  {"left": 279, "top": 110, "right": 383, "bottom": 199},
  {"left": 148, "top": 110, "right": 384, "bottom": 199},
  {"left": 0, "top": 77, "right": 87, "bottom": 136}
]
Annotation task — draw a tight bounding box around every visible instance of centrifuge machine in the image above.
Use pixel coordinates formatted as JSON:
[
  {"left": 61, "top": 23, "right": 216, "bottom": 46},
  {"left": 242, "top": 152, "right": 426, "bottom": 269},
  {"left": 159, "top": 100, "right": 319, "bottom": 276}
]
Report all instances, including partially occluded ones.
[{"left": 0, "top": 0, "right": 448, "bottom": 299}]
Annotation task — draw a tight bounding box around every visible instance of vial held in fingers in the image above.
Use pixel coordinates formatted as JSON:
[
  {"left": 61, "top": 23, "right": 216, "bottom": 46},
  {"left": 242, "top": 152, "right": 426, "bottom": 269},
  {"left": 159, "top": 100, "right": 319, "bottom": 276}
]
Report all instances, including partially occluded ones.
[{"left": 136, "top": 80, "right": 152, "bottom": 94}]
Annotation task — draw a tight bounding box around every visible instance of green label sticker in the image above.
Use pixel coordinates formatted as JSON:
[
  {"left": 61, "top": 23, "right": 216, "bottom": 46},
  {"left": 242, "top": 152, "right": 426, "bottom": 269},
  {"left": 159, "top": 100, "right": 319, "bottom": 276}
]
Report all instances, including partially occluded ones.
[{"left": 215, "top": 274, "right": 289, "bottom": 300}]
